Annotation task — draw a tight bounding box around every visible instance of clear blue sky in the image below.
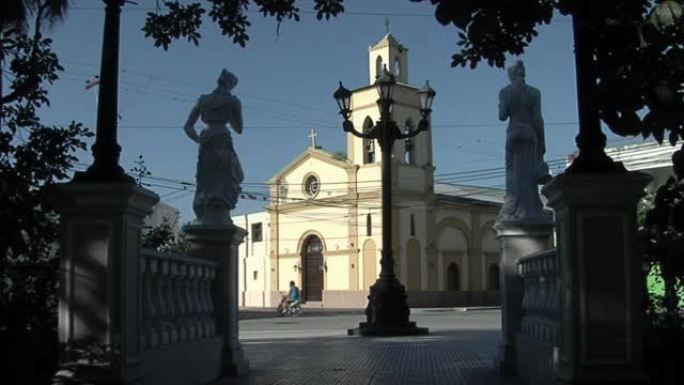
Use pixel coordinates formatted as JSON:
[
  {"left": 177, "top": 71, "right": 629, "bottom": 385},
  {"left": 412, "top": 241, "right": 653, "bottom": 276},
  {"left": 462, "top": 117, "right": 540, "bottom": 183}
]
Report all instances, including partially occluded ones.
[{"left": 38, "top": 0, "right": 641, "bottom": 224}]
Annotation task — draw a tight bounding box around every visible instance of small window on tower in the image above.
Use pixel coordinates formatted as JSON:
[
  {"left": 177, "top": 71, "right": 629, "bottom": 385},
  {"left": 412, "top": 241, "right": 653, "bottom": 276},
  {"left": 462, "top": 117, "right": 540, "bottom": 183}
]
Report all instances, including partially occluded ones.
[
  {"left": 394, "top": 58, "right": 401, "bottom": 77},
  {"left": 251, "top": 223, "right": 263, "bottom": 243},
  {"left": 366, "top": 214, "right": 372, "bottom": 236},
  {"left": 279, "top": 182, "right": 288, "bottom": 203},
  {"left": 376, "top": 56, "right": 383, "bottom": 77},
  {"left": 366, "top": 140, "right": 375, "bottom": 163},
  {"left": 410, "top": 214, "right": 416, "bottom": 237},
  {"left": 363, "top": 117, "right": 375, "bottom": 164}
]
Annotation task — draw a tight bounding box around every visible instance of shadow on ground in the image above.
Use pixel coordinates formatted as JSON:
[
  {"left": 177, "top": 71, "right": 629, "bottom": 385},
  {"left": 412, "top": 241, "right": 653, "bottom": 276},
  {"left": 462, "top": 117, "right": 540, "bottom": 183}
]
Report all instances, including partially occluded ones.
[{"left": 216, "top": 329, "right": 519, "bottom": 385}]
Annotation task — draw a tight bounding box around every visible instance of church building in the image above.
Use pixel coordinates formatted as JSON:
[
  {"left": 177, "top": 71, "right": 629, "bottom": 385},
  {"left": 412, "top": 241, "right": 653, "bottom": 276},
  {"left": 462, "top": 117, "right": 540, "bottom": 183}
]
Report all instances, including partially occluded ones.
[{"left": 234, "top": 33, "right": 504, "bottom": 308}]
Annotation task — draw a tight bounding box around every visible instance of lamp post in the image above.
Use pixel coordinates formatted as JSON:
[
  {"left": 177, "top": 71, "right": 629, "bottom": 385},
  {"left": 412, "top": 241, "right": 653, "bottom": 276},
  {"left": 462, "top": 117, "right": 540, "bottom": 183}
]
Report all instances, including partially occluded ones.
[
  {"left": 334, "top": 68, "right": 434, "bottom": 336},
  {"left": 74, "top": 0, "right": 133, "bottom": 183}
]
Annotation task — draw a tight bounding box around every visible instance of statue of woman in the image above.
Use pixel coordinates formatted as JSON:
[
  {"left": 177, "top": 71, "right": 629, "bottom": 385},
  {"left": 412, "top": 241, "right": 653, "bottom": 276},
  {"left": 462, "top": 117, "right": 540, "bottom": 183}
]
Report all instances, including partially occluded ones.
[
  {"left": 184, "top": 69, "right": 244, "bottom": 225},
  {"left": 498, "top": 60, "right": 550, "bottom": 222}
]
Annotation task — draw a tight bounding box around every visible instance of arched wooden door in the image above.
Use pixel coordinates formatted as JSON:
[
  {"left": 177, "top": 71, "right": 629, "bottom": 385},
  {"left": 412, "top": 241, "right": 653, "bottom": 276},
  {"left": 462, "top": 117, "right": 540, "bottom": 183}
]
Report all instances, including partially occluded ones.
[
  {"left": 447, "top": 263, "right": 460, "bottom": 291},
  {"left": 302, "top": 236, "right": 324, "bottom": 301},
  {"left": 489, "top": 264, "right": 500, "bottom": 291}
]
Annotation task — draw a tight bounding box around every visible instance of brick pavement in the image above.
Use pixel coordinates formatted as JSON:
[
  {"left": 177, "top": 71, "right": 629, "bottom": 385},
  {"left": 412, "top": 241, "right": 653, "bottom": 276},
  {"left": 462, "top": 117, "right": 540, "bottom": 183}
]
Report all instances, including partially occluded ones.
[{"left": 215, "top": 309, "right": 519, "bottom": 385}]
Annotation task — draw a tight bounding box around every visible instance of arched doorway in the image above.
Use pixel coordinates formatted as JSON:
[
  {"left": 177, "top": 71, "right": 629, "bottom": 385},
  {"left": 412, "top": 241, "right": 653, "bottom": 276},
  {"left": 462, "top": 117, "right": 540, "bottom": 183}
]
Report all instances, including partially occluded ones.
[
  {"left": 447, "top": 263, "right": 460, "bottom": 291},
  {"left": 302, "top": 236, "right": 324, "bottom": 301},
  {"left": 362, "top": 239, "right": 377, "bottom": 290},
  {"left": 489, "top": 264, "right": 500, "bottom": 291}
]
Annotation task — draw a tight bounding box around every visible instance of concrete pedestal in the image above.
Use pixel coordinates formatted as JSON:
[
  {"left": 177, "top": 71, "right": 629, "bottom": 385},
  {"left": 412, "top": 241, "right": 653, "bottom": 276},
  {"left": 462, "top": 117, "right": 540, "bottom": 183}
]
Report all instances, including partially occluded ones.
[
  {"left": 493, "top": 219, "right": 554, "bottom": 375},
  {"left": 184, "top": 223, "right": 249, "bottom": 376},
  {"left": 51, "top": 182, "right": 158, "bottom": 384},
  {"left": 543, "top": 172, "right": 650, "bottom": 384}
]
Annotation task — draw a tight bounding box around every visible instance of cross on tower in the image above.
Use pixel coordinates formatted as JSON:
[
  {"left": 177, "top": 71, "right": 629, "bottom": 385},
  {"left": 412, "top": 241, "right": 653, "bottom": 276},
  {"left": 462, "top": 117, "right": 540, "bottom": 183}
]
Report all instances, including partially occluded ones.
[
  {"left": 308, "top": 128, "right": 318, "bottom": 149},
  {"left": 385, "top": 18, "right": 390, "bottom": 34}
]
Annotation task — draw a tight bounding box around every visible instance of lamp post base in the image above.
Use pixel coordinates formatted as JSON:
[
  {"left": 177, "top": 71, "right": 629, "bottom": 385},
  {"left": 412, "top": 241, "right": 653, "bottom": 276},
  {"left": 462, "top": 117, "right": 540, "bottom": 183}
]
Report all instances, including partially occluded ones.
[
  {"left": 347, "top": 322, "right": 429, "bottom": 336},
  {"left": 347, "top": 276, "right": 429, "bottom": 336},
  {"left": 73, "top": 164, "right": 134, "bottom": 183}
]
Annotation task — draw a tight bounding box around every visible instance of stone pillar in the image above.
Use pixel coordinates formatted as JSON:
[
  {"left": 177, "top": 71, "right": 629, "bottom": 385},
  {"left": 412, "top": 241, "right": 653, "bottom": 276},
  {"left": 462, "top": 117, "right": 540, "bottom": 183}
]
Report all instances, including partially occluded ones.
[
  {"left": 184, "top": 223, "right": 249, "bottom": 376},
  {"left": 494, "top": 219, "right": 554, "bottom": 375},
  {"left": 51, "top": 182, "right": 158, "bottom": 384},
  {"left": 542, "top": 172, "right": 649, "bottom": 384}
]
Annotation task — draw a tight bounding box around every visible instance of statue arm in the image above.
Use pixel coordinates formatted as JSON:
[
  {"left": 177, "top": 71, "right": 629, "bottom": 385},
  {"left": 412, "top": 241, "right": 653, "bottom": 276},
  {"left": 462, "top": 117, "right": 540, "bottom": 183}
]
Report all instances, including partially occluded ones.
[
  {"left": 231, "top": 98, "right": 243, "bottom": 134},
  {"left": 183, "top": 103, "right": 201, "bottom": 143},
  {"left": 498, "top": 88, "right": 509, "bottom": 122}
]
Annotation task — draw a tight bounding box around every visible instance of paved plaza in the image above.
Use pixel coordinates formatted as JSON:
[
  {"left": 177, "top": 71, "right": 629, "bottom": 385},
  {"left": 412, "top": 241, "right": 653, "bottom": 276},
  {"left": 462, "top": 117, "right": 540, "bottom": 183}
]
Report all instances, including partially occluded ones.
[{"left": 216, "top": 308, "right": 519, "bottom": 385}]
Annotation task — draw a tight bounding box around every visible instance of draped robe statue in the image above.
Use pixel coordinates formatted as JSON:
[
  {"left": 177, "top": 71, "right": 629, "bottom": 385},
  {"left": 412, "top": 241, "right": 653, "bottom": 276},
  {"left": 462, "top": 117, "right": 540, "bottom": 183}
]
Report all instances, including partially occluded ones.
[
  {"left": 184, "top": 69, "right": 244, "bottom": 225},
  {"left": 497, "top": 60, "right": 551, "bottom": 222}
]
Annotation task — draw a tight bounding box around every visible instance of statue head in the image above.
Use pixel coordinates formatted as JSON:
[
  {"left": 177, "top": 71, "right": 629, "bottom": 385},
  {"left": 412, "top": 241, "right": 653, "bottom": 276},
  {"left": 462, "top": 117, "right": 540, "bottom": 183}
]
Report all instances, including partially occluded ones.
[
  {"left": 217, "top": 69, "right": 238, "bottom": 90},
  {"left": 507, "top": 60, "right": 525, "bottom": 82}
]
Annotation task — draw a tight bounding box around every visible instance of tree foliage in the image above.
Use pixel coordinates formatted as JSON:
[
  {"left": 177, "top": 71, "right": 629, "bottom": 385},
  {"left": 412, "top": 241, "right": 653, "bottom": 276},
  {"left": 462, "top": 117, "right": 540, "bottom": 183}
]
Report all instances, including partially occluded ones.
[
  {"left": 1, "top": 1, "right": 90, "bottom": 382},
  {"left": 641, "top": 169, "right": 684, "bottom": 315},
  {"left": 142, "top": 0, "right": 345, "bottom": 49},
  {"left": 141, "top": 217, "right": 185, "bottom": 253},
  {"left": 413, "top": 0, "right": 684, "bottom": 147}
]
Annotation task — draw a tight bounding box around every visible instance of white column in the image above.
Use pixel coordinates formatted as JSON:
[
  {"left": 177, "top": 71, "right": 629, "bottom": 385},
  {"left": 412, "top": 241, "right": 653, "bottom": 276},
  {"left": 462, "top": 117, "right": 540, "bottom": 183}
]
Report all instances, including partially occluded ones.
[
  {"left": 52, "top": 182, "right": 158, "bottom": 384},
  {"left": 494, "top": 220, "right": 554, "bottom": 375},
  {"left": 184, "top": 223, "right": 249, "bottom": 377},
  {"left": 543, "top": 172, "right": 649, "bottom": 384}
]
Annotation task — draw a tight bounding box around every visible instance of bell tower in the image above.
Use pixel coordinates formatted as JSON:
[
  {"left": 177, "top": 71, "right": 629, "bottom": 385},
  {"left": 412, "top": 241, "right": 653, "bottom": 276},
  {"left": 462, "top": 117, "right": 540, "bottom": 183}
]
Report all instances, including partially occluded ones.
[
  {"left": 346, "top": 33, "right": 434, "bottom": 175},
  {"left": 368, "top": 33, "right": 408, "bottom": 84}
]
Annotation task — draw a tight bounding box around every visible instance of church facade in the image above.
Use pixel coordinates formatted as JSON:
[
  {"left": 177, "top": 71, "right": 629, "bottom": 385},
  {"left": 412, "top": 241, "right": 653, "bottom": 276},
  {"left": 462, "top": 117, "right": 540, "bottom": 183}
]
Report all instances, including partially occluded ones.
[{"left": 235, "top": 33, "right": 504, "bottom": 308}]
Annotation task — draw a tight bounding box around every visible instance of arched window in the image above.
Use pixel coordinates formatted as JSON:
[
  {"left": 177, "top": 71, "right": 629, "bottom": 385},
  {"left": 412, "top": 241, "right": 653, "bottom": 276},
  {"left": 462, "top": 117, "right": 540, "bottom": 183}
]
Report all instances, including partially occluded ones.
[
  {"left": 393, "top": 57, "right": 401, "bottom": 77},
  {"left": 375, "top": 56, "right": 383, "bottom": 78},
  {"left": 410, "top": 214, "right": 416, "bottom": 237},
  {"left": 447, "top": 263, "right": 460, "bottom": 291},
  {"left": 489, "top": 264, "right": 500, "bottom": 291},
  {"left": 363, "top": 117, "right": 375, "bottom": 164},
  {"left": 278, "top": 179, "right": 288, "bottom": 203},
  {"left": 403, "top": 119, "right": 415, "bottom": 165},
  {"left": 366, "top": 214, "right": 372, "bottom": 236}
]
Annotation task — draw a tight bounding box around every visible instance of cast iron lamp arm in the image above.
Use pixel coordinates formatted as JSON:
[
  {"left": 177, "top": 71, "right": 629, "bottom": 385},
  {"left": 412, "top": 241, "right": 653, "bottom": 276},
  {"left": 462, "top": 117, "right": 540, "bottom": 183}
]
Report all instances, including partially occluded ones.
[
  {"left": 396, "top": 117, "right": 430, "bottom": 140},
  {"left": 342, "top": 120, "right": 377, "bottom": 140}
]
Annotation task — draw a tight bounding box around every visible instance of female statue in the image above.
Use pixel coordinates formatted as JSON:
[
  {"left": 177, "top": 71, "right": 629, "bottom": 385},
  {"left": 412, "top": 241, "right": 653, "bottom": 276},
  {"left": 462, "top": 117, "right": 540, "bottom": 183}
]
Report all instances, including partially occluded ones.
[
  {"left": 184, "top": 69, "right": 244, "bottom": 225},
  {"left": 498, "top": 60, "right": 550, "bottom": 222}
]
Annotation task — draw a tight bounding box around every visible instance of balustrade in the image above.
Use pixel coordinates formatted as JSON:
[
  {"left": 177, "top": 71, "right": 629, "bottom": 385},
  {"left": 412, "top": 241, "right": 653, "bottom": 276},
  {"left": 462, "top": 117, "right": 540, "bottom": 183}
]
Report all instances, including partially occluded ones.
[
  {"left": 140, "top": 249, "right": 217, "bottom": 349},
  {"left": 518, "top": 248, "right": 559, "bottom": 345}
]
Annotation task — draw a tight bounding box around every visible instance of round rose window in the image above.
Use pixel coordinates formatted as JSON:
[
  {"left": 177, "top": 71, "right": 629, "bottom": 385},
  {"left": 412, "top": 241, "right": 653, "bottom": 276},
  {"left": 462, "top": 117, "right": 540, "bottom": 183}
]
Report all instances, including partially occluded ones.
[{"left": 305, "top": 175, "right": 319, "bottom": 197}]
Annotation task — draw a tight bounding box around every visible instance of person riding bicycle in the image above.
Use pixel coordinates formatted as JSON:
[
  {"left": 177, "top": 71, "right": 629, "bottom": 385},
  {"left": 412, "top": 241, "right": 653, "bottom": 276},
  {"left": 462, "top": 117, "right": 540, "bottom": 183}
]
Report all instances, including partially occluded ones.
[{"left": 287, "top": 280, "right": 300, "bottom": 309}]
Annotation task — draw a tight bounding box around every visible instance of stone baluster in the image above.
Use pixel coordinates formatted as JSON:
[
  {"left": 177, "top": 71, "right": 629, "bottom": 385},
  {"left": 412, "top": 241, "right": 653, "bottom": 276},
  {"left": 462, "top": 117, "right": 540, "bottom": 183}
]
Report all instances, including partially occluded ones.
[
  {"left": 152, "top": 257, "right": 168, "bottom": 345},
  {"left": 195, "top": 265, "right": 206, "bottom": 339},
  {"left": 518, "top": 249, "right": 559, "bottom": 345},
  {"left": 175, "top": 261, "right": 189, "bottom": 341},
  {"left": 185, "top": 264, "right": 197, "bottom": 341},
  {"left": 182, "top": 262, "right": 194, "bottom": 341},
  {"left": 141, "top": 255, "right": 158, "bottom": 348},
  {"left": 202, "top": 264, "right": 214, "bottom": 337},
  {"left": 161, "top": 259, "right": 178, "bottom": 343},
  {"left": 207, "top": 266, "right": 217, "bottom": 336}
]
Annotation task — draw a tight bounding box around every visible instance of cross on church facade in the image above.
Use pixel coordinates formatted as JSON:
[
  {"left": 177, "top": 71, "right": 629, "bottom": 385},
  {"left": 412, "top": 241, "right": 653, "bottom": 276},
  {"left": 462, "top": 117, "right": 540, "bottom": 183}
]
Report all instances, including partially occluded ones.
[{"left": 309, "top": 128, "right": 318, "bottom": 148}]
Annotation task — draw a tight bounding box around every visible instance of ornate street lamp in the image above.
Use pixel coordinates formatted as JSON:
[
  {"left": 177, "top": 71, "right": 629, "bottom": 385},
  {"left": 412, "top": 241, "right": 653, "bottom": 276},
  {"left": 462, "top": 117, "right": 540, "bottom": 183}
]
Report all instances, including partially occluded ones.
[{"left": 334, "top": 68, "right": 434, "bottom": 336}]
